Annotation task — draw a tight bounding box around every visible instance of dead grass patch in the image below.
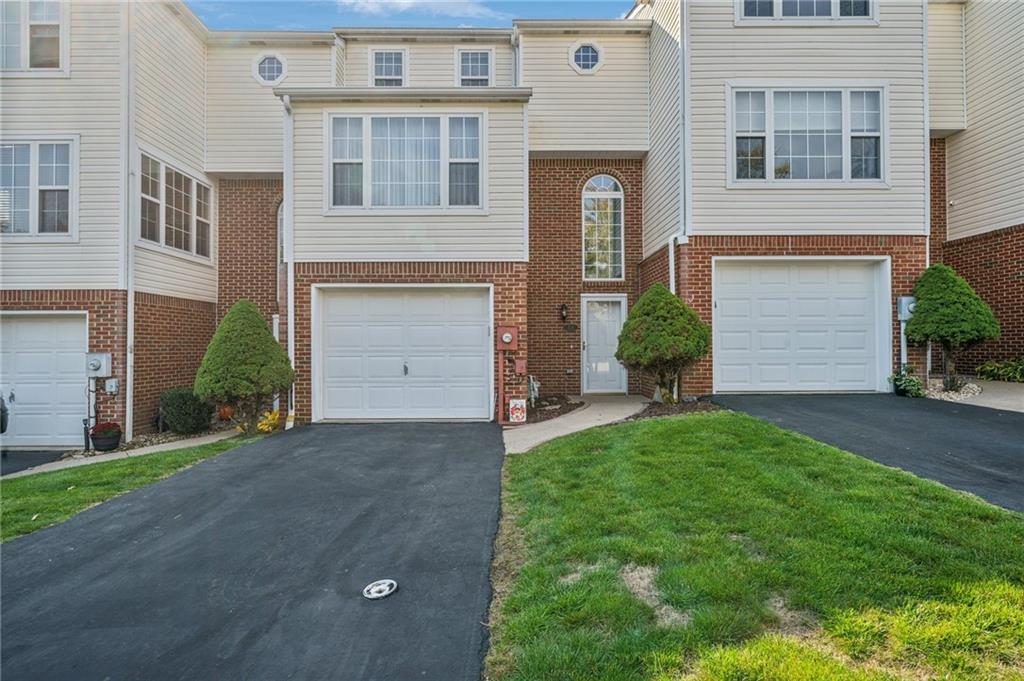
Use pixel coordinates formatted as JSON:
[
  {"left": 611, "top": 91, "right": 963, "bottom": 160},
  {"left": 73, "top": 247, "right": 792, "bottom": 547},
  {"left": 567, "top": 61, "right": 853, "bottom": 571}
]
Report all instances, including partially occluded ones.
[
  {"left": 483, "top": 468, "right": 527, "bottom": 681},
  {"left": 620, "top": 564, "right": 692, "bottom": 628}
]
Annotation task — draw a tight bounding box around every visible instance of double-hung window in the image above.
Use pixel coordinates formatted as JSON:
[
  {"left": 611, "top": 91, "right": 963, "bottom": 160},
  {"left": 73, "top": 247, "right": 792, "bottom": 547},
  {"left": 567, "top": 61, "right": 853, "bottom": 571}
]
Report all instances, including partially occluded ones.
[
  {"left": 371, "top": 49, "right": 405, "bottom": 87},
  {"left": 730, "top": 86, "right": 885, "bottom": 184},
  {"left": 1, "top": 0, "right": 65, "bottom": 73},
  {"left": 458, "top": 49, "right": 491, "bottom": 87},
  {"left": 329, "top": 113, "right": 484, "bottom": 211},
  {"left": 0, "top": 137, "right": 75, "bottom": 237},
  {"left": 740, "top": 0, "right": 873, "bottom": 20},
  {"left": 139, "top": 153, "right": 213, "bottom": 259}
]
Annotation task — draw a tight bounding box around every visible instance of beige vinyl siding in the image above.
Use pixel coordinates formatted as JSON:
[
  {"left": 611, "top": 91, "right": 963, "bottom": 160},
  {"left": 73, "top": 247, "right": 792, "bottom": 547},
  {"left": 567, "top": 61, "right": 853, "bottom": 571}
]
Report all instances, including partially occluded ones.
[
  {"left": 134, "top": 243, "right": 217, "bottom": 302},
  {"left": 689, "top": 1, "right": 927, "bottom": 235},
  {"left": 207, "top": 44, "right": 333, "bottom": 173},
  {"left": 928, "top": 2, "right": 966, "bottom": 133},
  {"left": 0, "top": 1, "right": 122, "bottom": 290},
  {"left": 292, "top": 102, "right": 526, "bottom": 261},
  {"left": 521, "top": 34, "right": 650, "bottom": 155},
  {"left": 946, "top": 0, "right": 1024, "bottom": 240},
  {"left": 134, "top": 1, "right": 205, "bottom": 174},
  {"left": 345, "top": 42, "right": 515, "bottom": 87},
  {"left": 632, "top": 0, "right": 682, "bottom": 256}
]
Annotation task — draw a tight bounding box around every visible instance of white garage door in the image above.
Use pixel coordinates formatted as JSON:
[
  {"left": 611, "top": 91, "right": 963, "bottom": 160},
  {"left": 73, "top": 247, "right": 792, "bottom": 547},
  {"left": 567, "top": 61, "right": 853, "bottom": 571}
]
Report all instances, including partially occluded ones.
[
  {"left": 714, "top": 260, "right": 887, "bottom": 392},
  {"left": 0, "top": 315, "right": 88, "bottom": 447},
  {"left": 318, "top": 287, "right": 492, "bottom": 420}
]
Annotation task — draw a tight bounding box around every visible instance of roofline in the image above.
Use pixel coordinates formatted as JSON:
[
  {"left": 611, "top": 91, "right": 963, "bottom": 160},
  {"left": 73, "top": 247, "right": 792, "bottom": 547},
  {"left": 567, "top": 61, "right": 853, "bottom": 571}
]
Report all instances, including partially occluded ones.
[
  {"left": 511, "top": 19, "right": 652, "bottom": 34},
  {"left": 332, "top": 27, "right": 514, "bottom": 42},
  {"left": 206, "top": 31, "right": 337, "bottom": 47},
  {"left": 274, "top": 87, "right": 532, "bottom": 103}
]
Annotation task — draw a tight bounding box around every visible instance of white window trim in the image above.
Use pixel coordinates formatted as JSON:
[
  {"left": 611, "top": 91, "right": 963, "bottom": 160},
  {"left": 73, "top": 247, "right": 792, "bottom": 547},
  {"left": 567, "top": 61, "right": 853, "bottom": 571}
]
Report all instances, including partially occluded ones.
[
  {"left": 568, "top": 41, "right": 603, "bottom": 75},
  {"left": 724, "top": 81, "right": 890, "bottom": 190},
  {"left": 367, "top": 47, "right": 408, "bottom": 87},
  {"left": 453, "top": 47, "right": 494, "bottom": 87},
  {"left": 0, "top": 133, "right": 79, "bottom": 242},
  {"left": 322, "top": 109, "right": 489, "bottom": 217},
  {"left": 135, "top": 146, "right": 215, "bottom": 265},
  {"left": 0, "top": 0, "right": 70, "bottom": 77},
  {"left": 733, "top": 0, "right": 879, "bottom": 25},
  {"left": 581, "top": 176, "right": 626, "bottom": 282},
  {"left": 252, "top": 53, "right": 287, "bottom": 86}
]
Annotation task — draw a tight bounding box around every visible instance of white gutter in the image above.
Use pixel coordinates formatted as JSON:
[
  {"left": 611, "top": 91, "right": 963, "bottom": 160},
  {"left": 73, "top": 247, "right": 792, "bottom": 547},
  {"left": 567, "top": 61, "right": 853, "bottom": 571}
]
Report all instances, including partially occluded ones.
[{"left": 282, "top": 95, "right": 296, "bottom": 426}]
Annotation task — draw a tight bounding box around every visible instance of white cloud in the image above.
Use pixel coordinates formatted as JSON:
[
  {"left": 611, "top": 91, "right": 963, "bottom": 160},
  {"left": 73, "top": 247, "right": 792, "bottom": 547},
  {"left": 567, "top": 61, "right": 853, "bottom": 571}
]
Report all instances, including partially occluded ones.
[{"left": 338, "top": 0, "right": 508, "bottom": 21}]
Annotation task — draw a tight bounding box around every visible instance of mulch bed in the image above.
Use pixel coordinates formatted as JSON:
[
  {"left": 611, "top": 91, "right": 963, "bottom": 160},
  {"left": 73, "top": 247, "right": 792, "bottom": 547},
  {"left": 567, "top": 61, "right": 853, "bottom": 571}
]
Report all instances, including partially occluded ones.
[
  {"left": 626, "top": 399, "right": 722, "bottom": 421},
  {"left": 527, "top": 396, "right": 585, "bottom": 423},
  {"left": 61, "top": 422, "right": 235, "bottom": 460}
]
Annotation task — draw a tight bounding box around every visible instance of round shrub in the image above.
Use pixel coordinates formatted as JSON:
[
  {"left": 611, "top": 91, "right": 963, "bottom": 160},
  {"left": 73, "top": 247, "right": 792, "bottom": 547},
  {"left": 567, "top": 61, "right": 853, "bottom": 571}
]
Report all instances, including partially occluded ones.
[{"left": 160, "top": 387, "right": 213, "bottom": 435}]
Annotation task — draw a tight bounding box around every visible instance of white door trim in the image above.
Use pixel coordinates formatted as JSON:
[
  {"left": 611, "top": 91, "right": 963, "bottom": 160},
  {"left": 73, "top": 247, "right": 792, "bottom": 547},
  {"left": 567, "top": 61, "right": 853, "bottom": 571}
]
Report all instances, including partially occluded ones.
[
  {"left": 310, "top": 283, "right": 495, "bottom": 422},
  {"left": 710, "top": 256, "right": 893, "bottom": 394},
  {"left": 580, "top": 293, "right": 629, "bottom": 394}
]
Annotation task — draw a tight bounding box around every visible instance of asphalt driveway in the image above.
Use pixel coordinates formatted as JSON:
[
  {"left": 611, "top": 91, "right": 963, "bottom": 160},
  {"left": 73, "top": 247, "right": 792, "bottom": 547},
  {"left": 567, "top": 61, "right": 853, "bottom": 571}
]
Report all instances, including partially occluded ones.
[
  {"left": 1, "top": 423, "right": 505, "bottom": 680},
  {"left": 713, "top": 394, "right": 1024, "bottom": 513}
]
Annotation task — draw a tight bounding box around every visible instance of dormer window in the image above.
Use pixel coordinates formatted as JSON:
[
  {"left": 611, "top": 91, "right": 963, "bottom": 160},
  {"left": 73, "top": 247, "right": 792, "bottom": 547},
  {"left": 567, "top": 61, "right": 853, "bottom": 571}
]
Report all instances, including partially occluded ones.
[
  {"left": 254, "top": 55, "right": 285, "bottom": 85},
  {"left": 458, "top": 49, "right": 491, "bottom": 87},
  {"left": 371, "top": 49, "right": 406, "bottom": 87}
]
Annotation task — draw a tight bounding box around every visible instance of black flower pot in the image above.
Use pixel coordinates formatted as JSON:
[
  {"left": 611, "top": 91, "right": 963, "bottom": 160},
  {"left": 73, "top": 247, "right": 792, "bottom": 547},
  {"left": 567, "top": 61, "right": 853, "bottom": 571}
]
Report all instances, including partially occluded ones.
[{"left": 91, "top": 433, "right": 121, "bottom": 451}]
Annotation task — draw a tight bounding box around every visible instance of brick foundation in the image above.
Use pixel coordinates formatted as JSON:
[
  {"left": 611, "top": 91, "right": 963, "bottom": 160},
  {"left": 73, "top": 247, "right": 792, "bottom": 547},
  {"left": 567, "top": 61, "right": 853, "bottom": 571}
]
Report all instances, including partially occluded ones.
[
  {"left": 292, "top": 261, "right": 528, "bottom": 422},
  {"left": 527, "top": 158, "right": 643, "bottom": 396},
  {"left": 1, "top": 289, "right": 128, "bottom": 427},
  {"left": 132, "top": 292, "right": 217, "bottom": 434},
  {"left": 941, "top": 224, "right": 1024, "bottom": 369},
  {"left": 217, "top": 178, "right": 283, "bottom": 321}
]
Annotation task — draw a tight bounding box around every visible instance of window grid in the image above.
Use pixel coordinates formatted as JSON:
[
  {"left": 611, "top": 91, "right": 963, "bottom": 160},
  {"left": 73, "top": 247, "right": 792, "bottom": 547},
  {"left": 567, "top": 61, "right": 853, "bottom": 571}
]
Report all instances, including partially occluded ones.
[
  {"left": 448, "top": 116, "right": 480, "bottom": 206},
  {"left": 140, "top": 154, "right": 211, "bottom": 257},
  {"left": 140, "top": 154, "right": 161, "bottom": 243},
  {"left": 37, "top": 141, "right": 68, "bottom": 232},
  {"left": 164, "top": 168, "right": 192, "bottom": 252},
  {"left": 773, "top": 90, "right": 843, "bottom": 180},
  {"left": 1, "top": 1, "right": 21, "bottom": 69},
  {"left": 0, "top": 143, "right": 31, "bottom": 233},
  {"left": 850, "top": 90, "right": 882, "bottom": 179},
  {"left": 1, "top": 139, "right": 75, "bottom": 236},
  {"left": 27, "top": 0, "right": 60, "bottom": 68},
  {"left": 331, "top": 117, "right": 363, "bottom": 207},
  {"left": 573, "top": 45, "right": 600, "bottom": 71},
  {"left": 257, "top": 56, "right": 283, "bottom": 83},
  {"left": 195, "top": 183, "right": 210, "bottom": 257},
  {"left": 582, "top": 175, "right": 624, "bottom": 281},
  {"left": 373, "top": 50, "right": 404, "bottom": 87},
  {"left": 742, "top": 0, "right": 873, "bottom": 19},
  {"left": 459, "top": 50, "right": 490, "bottom": 87}
]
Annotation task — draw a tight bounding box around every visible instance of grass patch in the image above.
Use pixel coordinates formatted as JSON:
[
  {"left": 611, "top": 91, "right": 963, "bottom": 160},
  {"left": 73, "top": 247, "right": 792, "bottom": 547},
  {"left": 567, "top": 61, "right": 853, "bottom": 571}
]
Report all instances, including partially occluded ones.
[
  {"left": 1, "top": 435, "right": 256, "bottom": 542},
  {"left": 487, "top": 412, "right": 1024, "bottom": 680}
]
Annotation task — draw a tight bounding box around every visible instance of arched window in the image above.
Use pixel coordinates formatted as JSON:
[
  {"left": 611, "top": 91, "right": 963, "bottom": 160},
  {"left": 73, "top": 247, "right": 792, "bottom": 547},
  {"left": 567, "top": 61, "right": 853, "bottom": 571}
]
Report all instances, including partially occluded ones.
[{"left": 582, "top": 174, "right": 624, "bottom": 280}]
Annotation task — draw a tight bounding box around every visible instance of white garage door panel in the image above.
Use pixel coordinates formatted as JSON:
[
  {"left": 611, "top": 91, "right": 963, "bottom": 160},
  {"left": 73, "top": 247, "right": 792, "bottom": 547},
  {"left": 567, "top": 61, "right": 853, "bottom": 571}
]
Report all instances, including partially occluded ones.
[
  {"left": 0, "top": 315, "right": 88, "bottom": 447},
  {"left": 714, "top": 261, "right": 884, "bottom": 393},
  {"left": 320, "top": 288, "right": 491, "bottom": 420}
]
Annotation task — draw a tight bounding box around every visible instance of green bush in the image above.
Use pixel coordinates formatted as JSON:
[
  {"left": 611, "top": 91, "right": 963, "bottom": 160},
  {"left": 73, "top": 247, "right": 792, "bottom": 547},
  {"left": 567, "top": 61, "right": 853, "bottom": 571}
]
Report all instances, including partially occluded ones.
[
  {"left": 159, "top": 387, "right": 213, "bottom": 434},
  {"left": 976, "top": 358, "right": 1024, "bottom": 383},
  {"left": 905, "top": 264, "right": 999, "bottom": 391},
  {"left": 615, "top": 283, "right": 710, "bottom": 403},
  {"left": 889, "top": 365, "right": 925, "bottom": 398},
  {"left": 194, "top": 299, "right": 294, "bottom": 432}
]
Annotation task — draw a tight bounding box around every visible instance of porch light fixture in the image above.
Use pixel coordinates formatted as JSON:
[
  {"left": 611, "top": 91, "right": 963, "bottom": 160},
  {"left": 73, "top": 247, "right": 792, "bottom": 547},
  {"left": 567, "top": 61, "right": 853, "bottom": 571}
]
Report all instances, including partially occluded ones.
[{"left": 559, "top": 304, "right": 569, "bottom": 321}]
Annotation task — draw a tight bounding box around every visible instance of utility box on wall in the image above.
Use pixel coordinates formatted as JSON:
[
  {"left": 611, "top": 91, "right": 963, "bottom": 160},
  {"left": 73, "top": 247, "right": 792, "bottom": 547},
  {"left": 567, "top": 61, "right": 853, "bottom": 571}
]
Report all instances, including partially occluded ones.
[
  {"left": 496, "top": 326, "right": 518, "bottom": 351},
  {"left": 85, "top": 352, "right": 112, "bottom": 378}
]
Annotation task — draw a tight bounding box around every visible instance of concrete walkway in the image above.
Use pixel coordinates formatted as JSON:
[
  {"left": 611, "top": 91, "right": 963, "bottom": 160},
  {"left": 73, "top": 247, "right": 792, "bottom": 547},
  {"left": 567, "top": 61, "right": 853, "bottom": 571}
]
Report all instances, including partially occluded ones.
[
  {"left": 1, "top": 430, "right": 237, "bottom": 480},
  {"left": 503, "top": 395, "right": 647, "bottom": 454},
  {"left": 961, "top": 380, "right": 1024, "bottom": 413}
]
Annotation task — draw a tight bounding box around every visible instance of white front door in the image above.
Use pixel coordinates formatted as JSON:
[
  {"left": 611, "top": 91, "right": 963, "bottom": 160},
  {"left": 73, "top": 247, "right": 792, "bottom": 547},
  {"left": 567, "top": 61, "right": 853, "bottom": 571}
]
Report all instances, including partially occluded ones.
[
  {"left": 319, "top": 287, "right": 492, "bottom": 420},
  {"left": 0, "top": 315, "right": 88, "bottom": 448},
  {"left": 583, "top": 298, "right": 627, "bottom": 394}
]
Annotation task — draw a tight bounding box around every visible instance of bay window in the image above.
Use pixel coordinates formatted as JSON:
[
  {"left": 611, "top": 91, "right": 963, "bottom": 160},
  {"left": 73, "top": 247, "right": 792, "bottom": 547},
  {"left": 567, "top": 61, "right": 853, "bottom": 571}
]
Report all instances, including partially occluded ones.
[
  {"left": 1, "top": 0, "right": 66, "bottom": 73},
  {"left": 139, "top": 152, "right": 213, "bottom": 259},
  {"left": 1, "top": 137, "right": 75, "bottom": 237},
  {"left": 329, "top": 113, "right": 484, "bottom": 211},
  {"left": 730, "top": 86, "right": 886, "bottom": 185}
]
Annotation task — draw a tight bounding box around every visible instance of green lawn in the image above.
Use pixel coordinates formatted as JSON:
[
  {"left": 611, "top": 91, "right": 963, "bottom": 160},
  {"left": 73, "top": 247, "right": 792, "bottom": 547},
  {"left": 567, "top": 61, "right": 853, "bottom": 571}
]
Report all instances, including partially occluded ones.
[
  {"left": 487, "top": 412, "right": 1024, "bottom": 681},
  {"left": 1, "top": 436, "right": 257, "bottom": 542}
]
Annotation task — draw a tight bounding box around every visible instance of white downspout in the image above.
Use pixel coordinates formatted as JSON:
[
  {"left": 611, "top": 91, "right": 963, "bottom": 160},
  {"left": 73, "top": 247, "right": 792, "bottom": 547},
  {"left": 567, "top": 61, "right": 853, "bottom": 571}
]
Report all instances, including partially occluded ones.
[
  {"left": 282, "top": 95, "right": 296, "bottom": 428},
  {"left": 121, "top": 2, "right": 136, "bottom": 441},
  {"left": 667, "top": 234, "right": 677, "bottom": 295}
]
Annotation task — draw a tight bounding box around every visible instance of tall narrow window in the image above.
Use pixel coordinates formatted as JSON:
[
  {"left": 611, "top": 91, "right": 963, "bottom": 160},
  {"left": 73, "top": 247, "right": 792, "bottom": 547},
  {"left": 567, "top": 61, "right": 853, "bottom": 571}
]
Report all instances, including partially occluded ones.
[
  {"left": 448, "top": 117, "right": 480, "bottom": 206},
  {"left": 37, "top": 142, "right": 68, "bottom": 232},
  {"left": 1, "top": 138, "right": 74, "bottom": 236},
  {"left": 372, "top": 50, "right": 404, "bottom": 87},
  {"left": 371, "top": 117, "right": 440, "bottom": 207},
  {"left": 850, "top": 90, "right": 882, "bottom": 179},
  {"left": 195, "top": 183, "right": 211, "bottom": 257},
  {"left": 734, "top": 91, "right": 766, "bottom": 179},
  {"left": 331, "top": 117, "right": 363, "bottom": 207},
  {"left": 582, "top": 175, "right": 624, "bottom": 281},
  {"left": 140, "top": 154, "right": 161, "bottom": 242},
  {"left": 459, "top": 50, "right": 490, "bottom": 87},
  {"left": 0, "top": 1, "right": 22, "bottom": 69},
  {"left": 0, "top": 143, "right": 30, "bottom": 233},
  {"left": 164, "top": 168, "right": 192, "bottom": 252}
]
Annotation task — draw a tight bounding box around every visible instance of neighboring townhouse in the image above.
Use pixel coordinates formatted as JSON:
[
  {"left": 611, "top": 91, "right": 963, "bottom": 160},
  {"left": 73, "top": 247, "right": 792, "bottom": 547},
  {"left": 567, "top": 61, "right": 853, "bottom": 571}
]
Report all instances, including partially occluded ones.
[{"left": 1, "top": 0, "right": 1020, "bottom": 448}]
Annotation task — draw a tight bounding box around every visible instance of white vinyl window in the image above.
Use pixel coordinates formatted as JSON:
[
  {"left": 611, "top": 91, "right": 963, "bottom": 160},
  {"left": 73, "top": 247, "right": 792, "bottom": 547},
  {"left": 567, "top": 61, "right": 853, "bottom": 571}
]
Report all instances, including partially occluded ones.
[
  {"left": 328, "top": 113, "right": 484, "bottom": 211},
  {"left": 458, "top": 49, "right": 491, "bottom": 87},
  {"left": 582, "top": 175, "right": 624, "bottom": 281},
  {"left": 138, "top": 152, "right": 213, "bottom": 259},
  {"left": 740, "top": 0, "right": 874, "bottom": 21},
  {"left": 0, "top": 137, "right": 75, "bottom": 237},
  {"left": 570, "top": 42, "right": 602, "bottom": 74},
  {"left": 730, "top": 86, "right": 886, "bottom": 185},
  {"left": 371, "top": 49, "right": 405, "bottom": 87},
  {"left": 253, "top": 54, "right": 286, "bottom": 85},
  {"left": 0, "top": 0, "right": 66, "bottom": 73}
]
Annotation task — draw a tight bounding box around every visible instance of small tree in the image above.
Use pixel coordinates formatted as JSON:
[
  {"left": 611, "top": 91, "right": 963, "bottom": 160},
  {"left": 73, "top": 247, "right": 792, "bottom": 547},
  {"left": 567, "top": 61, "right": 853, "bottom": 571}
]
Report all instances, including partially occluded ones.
[
  {"left": 905, "top": 263, "right": 999, "bottom": 390},
  {"left": 616, "top": 283, "right": 710, "bottom": 403},
  {"left": 194, "top": 299, "right": 295, "bottom": 432}
]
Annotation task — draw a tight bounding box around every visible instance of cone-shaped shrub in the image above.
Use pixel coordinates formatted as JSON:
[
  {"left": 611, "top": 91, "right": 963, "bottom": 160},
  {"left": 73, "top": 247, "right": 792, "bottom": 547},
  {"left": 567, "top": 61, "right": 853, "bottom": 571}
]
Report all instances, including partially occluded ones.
[
  {"left": 616, "top": 283, "right": 710, "bottom": 403},
  {"left": 194, "top": 299, "right": 294, "bottom": 432},
  {"left": 905, "top": 263, "right": 999, "bottom": 390}
]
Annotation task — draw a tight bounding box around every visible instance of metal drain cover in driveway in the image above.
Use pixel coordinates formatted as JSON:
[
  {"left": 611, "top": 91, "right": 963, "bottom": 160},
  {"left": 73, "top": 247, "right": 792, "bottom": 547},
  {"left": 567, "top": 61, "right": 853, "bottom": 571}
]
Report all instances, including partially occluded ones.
[{"left": 362, "top": 579, "right": 398, "bottom": 600}]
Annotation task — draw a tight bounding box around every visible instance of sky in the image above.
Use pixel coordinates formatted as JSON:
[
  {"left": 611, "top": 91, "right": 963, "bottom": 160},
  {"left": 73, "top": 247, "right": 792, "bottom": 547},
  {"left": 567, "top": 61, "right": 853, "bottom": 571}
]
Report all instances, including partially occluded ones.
[{"left": 186, "top": 0, "right": 637, "bottom": 31}]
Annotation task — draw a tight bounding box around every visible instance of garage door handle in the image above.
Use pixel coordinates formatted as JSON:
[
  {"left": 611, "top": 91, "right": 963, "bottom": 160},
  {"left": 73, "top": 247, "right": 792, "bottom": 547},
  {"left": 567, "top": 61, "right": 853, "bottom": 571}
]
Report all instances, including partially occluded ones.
[
  {"left": 7, "top": 390, "right": 13, "bottom": 403},
  {"left": 403, "top": 363, "right": 408, "bottom": 376}
]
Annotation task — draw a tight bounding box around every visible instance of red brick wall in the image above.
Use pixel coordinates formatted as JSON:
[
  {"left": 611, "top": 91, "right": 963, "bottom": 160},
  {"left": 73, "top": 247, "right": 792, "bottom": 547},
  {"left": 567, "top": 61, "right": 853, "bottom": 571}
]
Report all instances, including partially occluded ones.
[
  {"left": 942, "top": 224, "right": 1024, "bottom": 369},
  {"left": 527, "top": 159, "right": 643, "bottom": 395},
  {"left": 677, "top": 235, "right": 929, "bottom": 394},
  {"left": 217, "top": 179, "right": 282, "bottom": 321},
  {"left": 292, "top": 262, "right": 528, "bottom": 422},
  {"left": 929, "top": 139, "right": 947, "bottom": 264},
  {"left": 1, "top": 289, "right": 127, "bottom": 427},
  {"left": 132, "top": 292, "right": 217, "bottom": 434}
]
